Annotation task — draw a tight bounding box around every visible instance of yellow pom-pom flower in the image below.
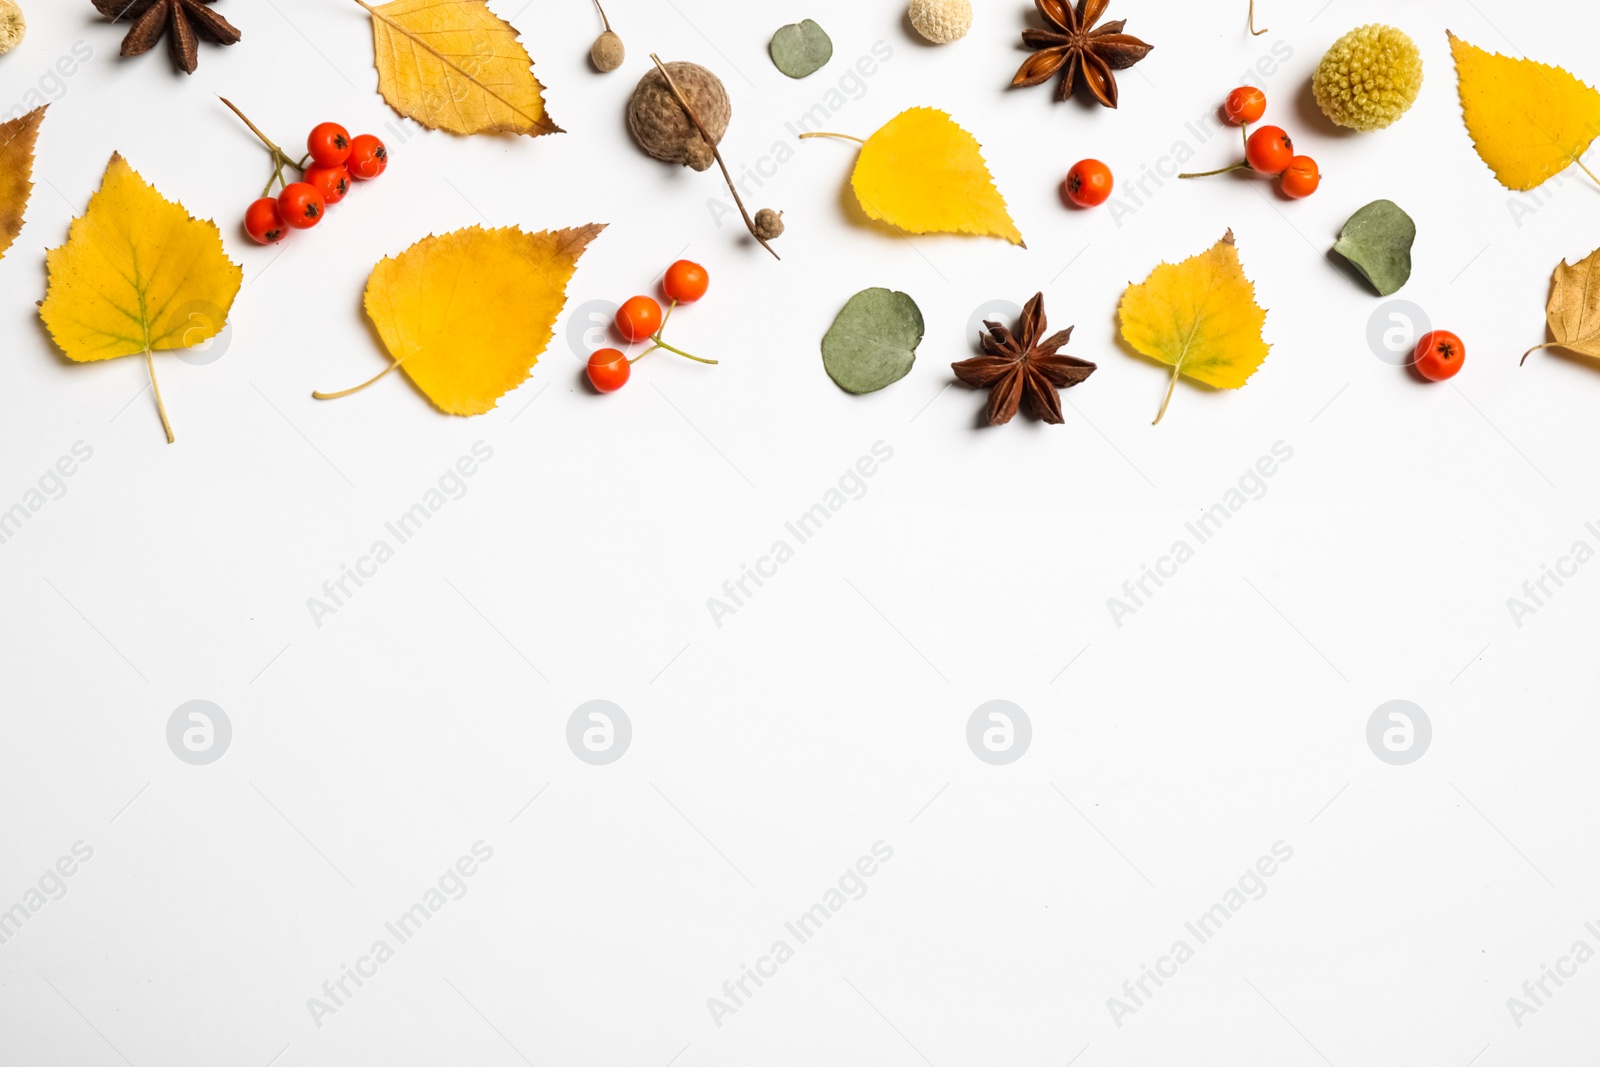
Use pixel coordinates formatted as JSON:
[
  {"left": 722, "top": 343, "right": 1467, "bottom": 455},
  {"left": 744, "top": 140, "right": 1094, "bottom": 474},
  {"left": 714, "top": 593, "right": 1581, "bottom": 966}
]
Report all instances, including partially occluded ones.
[{"left": 1313, "top": 24, "right": 1423, "bottom": 131}]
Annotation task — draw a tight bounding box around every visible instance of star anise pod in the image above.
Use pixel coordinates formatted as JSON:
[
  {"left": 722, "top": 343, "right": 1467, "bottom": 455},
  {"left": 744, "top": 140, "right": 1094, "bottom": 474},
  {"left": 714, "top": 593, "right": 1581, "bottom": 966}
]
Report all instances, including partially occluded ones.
[
  {"left": 1011, "top": 0, "right": 1153, "bottom": 109},
  {"left": 952, "top": 294, "right": 1096, "bottom": 426},
  {"left": 93, "top": 0, "right": 241, "bottom": 75}
]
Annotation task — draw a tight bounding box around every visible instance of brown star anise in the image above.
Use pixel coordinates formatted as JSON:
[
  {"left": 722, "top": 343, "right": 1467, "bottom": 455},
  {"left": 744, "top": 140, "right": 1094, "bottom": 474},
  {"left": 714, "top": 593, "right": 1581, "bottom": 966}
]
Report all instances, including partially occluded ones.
[
  {"left": 1011, "top": 0, "right": 1153, "bottom": 109},
  {"left": 952, "top": 294, "right": 1096, "bottom": 426},
  {"left": 93, "top": 0, "right": 241, "bottom": 75}
]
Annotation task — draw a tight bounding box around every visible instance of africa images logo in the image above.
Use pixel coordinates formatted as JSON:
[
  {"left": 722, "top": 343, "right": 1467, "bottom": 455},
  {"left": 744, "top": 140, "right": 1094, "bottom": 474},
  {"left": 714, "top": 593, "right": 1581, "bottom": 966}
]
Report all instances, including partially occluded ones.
[
  {"left": 567, "top": 700, "right": 631, "bottom": 765},
  {"left": 967, "top": 700, "right": 1031, "bottom": 765},
  {"left": 166, "top": 700, "right": 231, "bottom": 765}
]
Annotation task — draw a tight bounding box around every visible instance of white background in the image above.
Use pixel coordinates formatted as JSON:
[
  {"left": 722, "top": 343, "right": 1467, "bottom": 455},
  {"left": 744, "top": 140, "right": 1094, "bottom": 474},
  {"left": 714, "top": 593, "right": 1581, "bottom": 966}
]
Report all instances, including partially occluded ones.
[{"left": 3, "top": 0, "right": 1599, "bottom": 1063}]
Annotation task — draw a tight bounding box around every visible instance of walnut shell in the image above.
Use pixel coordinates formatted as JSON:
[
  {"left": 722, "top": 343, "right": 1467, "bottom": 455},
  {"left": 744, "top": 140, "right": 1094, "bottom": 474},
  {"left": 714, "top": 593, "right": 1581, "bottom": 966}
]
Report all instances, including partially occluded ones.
[{"left": 627, "top": 61, "right": 730, "bottom": 172}]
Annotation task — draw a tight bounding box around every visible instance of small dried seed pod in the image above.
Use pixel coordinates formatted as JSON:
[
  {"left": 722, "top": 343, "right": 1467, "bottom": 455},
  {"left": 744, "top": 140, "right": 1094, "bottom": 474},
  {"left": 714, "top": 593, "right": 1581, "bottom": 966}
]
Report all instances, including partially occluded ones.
[
  {"left": 627, "top": 61, "right": 730, "bottom": 172},
  {"left": 683, "top": 139, "right": 714, "bottom": 171},
  {"left": 908, "top": 0, "right": 971, "bottom": 44},
  {"left": 752, "top": 209, "right": 785, "bottom": 240},
  {"left": 591, "top": 29, "right": 624, "bottom": 72},
  {"left": 0, "top": 0, "right": 25, "bottom": 55}
]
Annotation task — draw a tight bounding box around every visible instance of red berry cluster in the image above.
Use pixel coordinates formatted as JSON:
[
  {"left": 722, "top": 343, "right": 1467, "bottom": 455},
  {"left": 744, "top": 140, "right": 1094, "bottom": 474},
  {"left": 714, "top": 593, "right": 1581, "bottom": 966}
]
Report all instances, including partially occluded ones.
[
  {"left": 587, "top": 260, "right": 716, "bottom": 393},
  {"left": 223, "top": 99, "right": 389, "bottom": 246},
  {"left": 1181, "top": 87, "right": 1320, "bottom": 199}
]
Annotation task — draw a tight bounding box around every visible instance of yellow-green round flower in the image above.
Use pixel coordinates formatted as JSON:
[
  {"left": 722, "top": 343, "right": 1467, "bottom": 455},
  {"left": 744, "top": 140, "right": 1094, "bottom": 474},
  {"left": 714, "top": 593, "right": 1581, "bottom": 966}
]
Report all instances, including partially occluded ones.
[{"left": 1313, "top": 24, "right": 1423, "bottom": 132}]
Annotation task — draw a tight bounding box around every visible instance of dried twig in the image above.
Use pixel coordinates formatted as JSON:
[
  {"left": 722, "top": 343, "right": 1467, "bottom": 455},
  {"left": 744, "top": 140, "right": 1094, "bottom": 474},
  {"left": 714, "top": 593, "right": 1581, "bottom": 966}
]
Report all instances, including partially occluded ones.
[{"left": 649, "top": 53, "right": 779, "bottom": 261}]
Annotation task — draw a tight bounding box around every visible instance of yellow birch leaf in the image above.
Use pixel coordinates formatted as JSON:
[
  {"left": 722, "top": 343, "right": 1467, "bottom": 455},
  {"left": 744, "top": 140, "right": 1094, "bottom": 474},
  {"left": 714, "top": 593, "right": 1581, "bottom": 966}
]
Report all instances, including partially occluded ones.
[
  {"left": 1118, "top": 230, "right": 1270, "bottom": 424},
  {"left": 358, "top": 0, "right": 561, "bottom": 137},
  {"left": 1448, "top": 31, "right": 1600, "bottom": 191},
  {"left": 0, "top": 105, "right": 44, "bottom": 262},
  {"left": 318, "top": 223, "right": 604, "bottom": 416},
  {"left": 836, "top": 107, "right": 1023, "bottom": 246},
  {"left": 1524, "top": 246, "right": 1600, "bottom": 365},
  {"left": 39, "top": 153, "right": 243, "bottom": 444}
]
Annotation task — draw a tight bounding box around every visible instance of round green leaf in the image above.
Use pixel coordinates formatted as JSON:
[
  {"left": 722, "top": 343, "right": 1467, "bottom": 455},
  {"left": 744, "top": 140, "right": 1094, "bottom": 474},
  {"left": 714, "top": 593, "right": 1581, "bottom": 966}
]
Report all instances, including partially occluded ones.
[
  {"left": 770, "top": 19, "right": 833, "bottom": 79},
  {"left": 822, "top": 288, "right": 924, "bottom": 394},
  {"left": 1332, "top": 199, "right": 1415, "bottom": 296}
]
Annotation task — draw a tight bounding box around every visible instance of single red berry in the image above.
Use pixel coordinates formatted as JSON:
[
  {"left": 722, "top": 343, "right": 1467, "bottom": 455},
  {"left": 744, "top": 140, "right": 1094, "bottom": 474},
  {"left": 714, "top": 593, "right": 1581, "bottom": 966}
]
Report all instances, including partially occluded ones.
[
  {"left": 277, "top": 182, "right": 326, "bottom": 230},
  {"left": 347, "top": 134, "right": 388, "bottom": 180},
  {"left": 663, "top": 260, "right": 710, "bottom": 303},
  {"left": 1279, "top": 155, "right": 1320, "bottom": 198},
  {"left": 307, "top": 122, "right": 352, "bottom": 167},
  {"left": 587, "top": 348, "right": 631, "bottom": 392},
  {"left": 1063, "top": 159, "right": 1114, "bottom": 207},
  {"left": 304, "top": 164, "right": 351, "bottom": 205},
  {"left": 1245, "top": 125, "right": 1294, "bottom": 174},
  {"left": 245, "top": 197, "right": 286, "bottom": 245},
  {"left": 615, "top": 296, "right": 663, "bottom": 343},
  {"left": 1414, "top": 331, "right": 1465, "bottom": 382},
  {"left": 1223, "top": 86, "right": 1267, "bottom": 125}
]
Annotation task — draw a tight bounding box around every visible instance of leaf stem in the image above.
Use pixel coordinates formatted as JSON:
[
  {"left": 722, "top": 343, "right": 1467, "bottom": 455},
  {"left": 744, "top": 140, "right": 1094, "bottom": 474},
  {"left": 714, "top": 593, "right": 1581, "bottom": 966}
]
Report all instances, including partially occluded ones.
[
  {"left": 798, "top": 132, "right": 866, "bottom": 144},
  {"left": 313, "top": 357, "right": 406, "bottom": 400},
  {"left": 1521, "top": 341, "right": 1560, "bottom": 365},
  {"left": 1248, "top": 0, "right": 1267, "bottom": 35},
  {"left": 1180, "top": 161, "right": 1249, "bottom": 179},
  {"left": 1576, "top": 158, "right": 1600, "bottom": 192},
  {"left": 144, "top": 348, "right": 175, "bottom": 443},
  {"left": 1153, "top": 363, "right": 1180, "bottom": 425},
  {"left": 649, "top": 53, "right": 780, "bottom": 261}
]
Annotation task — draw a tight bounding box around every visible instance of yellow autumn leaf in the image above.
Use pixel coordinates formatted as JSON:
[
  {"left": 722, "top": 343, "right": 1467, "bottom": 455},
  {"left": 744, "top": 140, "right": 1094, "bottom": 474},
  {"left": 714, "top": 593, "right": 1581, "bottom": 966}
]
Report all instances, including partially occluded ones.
[
  {"left": 1448, "top": 31, "right": 1600, "bottom": 191},
  {"left": 316, "top": 223, "right": 604, "bottom": 415},
  {"left": 40, "top": 153, "right": 242, "bottom": 444},
  {"left": 808, "top": 107, "right": 1022, "bottom": 246},
  {"left": 357, "top": 0, "right": 561, "bottom": 137},
  {"left": 0, "top": 105, "right": 44, "bottom": 262},
  {"left": 1118, "top": 230, "right": 1270, "bottom": 424}
]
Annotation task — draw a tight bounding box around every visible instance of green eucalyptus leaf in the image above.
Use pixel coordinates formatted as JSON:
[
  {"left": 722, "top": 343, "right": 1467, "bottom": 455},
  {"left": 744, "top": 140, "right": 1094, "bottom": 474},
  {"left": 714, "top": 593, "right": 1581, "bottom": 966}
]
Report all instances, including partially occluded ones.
[
  {"left": 770, "top": 19, "right": 833, "bottom": 79},
  {"left": 822, "top": 287, "right": 924, "bottom": 394},
  {"left": 1332, "top": 199, "right": 1416, "bottom": 296}
]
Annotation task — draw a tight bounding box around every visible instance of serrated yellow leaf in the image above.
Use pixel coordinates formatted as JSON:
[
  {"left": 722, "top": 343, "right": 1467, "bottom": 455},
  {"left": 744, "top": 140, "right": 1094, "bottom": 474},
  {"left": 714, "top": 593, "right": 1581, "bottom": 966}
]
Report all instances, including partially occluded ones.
[
  {"left": 359, "top": 0, "right": 560, "bottom": 137},
  {"left": 0, "top": 105, "right": 44, "bottom": 262},
  {"left": 40, "top": 153, "right": 242, "bottom": 444},
  {"left": 331, "top": 223, "right": 603, "bottom": 416},
  {"left": 846, "top": 107, "right": 1022, "bottom": 246},
  {"left": 1448, "top": 31, "right": 1600, "bottom": 191},
  {"left": 1118, "top": 230, "right": 1270, "bottom": 425}
]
